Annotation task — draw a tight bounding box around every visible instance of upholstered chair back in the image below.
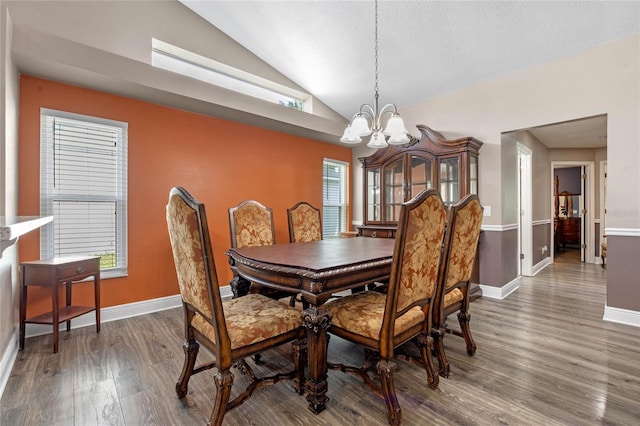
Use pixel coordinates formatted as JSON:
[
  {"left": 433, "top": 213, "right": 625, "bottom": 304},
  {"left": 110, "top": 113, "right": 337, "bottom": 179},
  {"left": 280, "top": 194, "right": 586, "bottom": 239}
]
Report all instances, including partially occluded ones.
[
  {"left": 377, "top": 189, "right": 446, "bottom": 358},
  {"left": 287, "top": 202, "right": 322, "bottom": 243},
  {"left": 442, "top": 195, "right": 483, "bottom": 292},
  {"left": 391, "top": 189, "right": 447, "bottom": 314},
  {"left": 166, "top": 187, "right": 230, "bottom": 354},
  {"left": 229, "top": 200, "right": 275, "bottom": 248}
]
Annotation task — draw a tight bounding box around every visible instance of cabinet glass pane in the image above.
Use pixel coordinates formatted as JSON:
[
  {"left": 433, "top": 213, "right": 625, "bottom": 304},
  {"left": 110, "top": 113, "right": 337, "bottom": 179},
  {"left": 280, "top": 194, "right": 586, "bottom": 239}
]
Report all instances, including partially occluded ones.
[
  {"left": 440, "top": 158, "right": 459, "bottom": 205},
  {"left": 384, "top": 159, "right": 403, "bottom": 222},
  {"left": 470, "top": 155, "right": 478, "bottom": 194},
  {"left": 410, "top": 155, "right": 432, "bottom": 197},
  {"left": 367, "top": 168, "right": 381, "bottom": 221}
]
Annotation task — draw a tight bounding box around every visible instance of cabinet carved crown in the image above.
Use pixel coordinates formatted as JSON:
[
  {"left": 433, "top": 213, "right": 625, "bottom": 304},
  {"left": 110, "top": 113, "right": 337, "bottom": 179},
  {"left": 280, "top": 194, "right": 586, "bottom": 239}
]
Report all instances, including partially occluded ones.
[{"left": 357, "top": 124, "right": 482, "bottom": 238}]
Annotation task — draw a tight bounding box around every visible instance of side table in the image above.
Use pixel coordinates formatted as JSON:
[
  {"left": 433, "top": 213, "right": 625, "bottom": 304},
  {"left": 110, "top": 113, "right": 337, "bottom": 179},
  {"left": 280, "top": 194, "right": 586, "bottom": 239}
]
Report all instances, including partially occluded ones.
[{"left": 20, "top": 256, "right": 101, "bottom": 353}]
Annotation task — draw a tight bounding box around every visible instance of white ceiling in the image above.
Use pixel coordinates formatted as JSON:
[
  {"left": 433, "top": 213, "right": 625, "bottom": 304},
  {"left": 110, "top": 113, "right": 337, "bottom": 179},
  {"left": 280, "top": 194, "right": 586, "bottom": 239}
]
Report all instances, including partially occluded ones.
[
  {"left": 8, "top": 1, "right": 637, "bottom": 147},
  {"left": 181, "top": 1, "right": 639, "bottom": 138},
  {"left": 181, "top": 1, "right": 640, "bottom": 148}
]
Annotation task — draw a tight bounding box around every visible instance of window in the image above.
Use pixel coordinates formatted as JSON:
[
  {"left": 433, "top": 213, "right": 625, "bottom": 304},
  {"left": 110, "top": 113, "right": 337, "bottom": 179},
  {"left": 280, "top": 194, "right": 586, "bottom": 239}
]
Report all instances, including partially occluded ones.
[
  {"left": 40, "top": 109, "right": 128, "bottom": 277},
  {"left": 322, "top": 159, "right": 348, "bottom": 239},
  {"left": 151, "top": 39, "right": 311, "bottom": 113}
]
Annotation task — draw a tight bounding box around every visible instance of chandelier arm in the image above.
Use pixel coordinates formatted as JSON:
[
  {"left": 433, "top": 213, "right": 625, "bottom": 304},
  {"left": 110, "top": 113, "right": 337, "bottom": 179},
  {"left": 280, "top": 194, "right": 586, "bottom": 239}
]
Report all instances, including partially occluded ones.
[
  {"left": 358, "top": 104, "right": 376, "bottom": 120},
  {"left": 378, "top": 103, "right": 399, "bottom": 116}
]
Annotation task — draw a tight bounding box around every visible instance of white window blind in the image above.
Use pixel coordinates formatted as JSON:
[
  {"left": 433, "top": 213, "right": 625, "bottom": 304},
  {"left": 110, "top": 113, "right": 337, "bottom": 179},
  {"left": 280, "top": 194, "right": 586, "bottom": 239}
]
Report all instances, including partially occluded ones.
[
  {"left": 323, "top": 159, "right": 348, "bottom": 239},
  {"left": 40, "top": 109, "right": 128, "bottom": 277}
]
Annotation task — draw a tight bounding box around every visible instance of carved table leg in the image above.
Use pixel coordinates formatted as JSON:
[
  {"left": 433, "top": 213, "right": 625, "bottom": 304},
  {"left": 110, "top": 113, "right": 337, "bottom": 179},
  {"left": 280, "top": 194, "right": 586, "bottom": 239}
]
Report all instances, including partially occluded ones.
[
  {"left": 302, "top": 306, "right": 331, "bottom": 414},
  {"left": 229, "top": 274, "right": 251, "bottom": 299}
]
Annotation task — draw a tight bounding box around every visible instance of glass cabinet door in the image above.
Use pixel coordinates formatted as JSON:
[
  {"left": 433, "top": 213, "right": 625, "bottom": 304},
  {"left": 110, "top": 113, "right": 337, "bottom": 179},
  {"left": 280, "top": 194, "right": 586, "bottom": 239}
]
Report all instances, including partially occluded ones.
[
  {"left": 440, "top": 157, "right": 459, "bottom": 205},
  {"left": 366, "top": 168, "right": 381, "bottom": 221},
  {"left": 470, "top": 155, "right": 478, "bottom": 194},
  {"left": 410, "top": 155, "right": 433, "bottom": 198},
  {"left": 384, "top": 158, "right": 404, "bottom": 222}
]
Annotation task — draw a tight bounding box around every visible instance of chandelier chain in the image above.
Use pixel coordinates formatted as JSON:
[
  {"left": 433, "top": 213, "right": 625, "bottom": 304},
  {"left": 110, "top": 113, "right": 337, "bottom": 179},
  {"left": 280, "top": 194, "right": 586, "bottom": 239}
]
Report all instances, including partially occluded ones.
[{"left": 374, "top": 0, "right": 379, "bottom": 96}]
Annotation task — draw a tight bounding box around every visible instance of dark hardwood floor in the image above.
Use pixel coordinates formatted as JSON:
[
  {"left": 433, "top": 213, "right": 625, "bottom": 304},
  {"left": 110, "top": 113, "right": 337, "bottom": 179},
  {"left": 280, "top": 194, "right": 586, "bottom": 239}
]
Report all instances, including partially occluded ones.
[{"left": 2, "top": 261, "right": 638, "bottom": 425}]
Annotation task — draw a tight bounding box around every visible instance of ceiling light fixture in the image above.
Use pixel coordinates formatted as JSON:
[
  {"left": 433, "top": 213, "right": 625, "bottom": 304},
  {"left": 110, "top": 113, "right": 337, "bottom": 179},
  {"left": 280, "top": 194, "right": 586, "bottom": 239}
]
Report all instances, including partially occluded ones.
[{"left": 340, "top": 0, "right": 409, "bottom": 149}]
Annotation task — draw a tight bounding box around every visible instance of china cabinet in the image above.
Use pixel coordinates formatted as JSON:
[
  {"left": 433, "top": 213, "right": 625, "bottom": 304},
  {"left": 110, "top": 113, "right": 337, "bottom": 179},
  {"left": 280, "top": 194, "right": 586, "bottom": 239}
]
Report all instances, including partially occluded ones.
[{"left": 357, "top": 124, "right": 482, "bottom": 238}]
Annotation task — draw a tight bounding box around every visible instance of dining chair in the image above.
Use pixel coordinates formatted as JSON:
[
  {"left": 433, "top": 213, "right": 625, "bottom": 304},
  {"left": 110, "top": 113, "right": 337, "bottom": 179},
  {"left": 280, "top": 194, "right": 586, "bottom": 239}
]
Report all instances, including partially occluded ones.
[
  {"left": 228, "top": 200, "right": 296, "bottom": 303},
  {"left": 431, "top": 194, "right": 483, "bottom": 378},
  {"left": 324, "top": 189, "right": 447, "bottom": 426},
  {"left": 287, "top": 201, "right": 322, "bottom": 243},
  {"left": 166, "top": 187, "right": 306, "bottom": 426}
]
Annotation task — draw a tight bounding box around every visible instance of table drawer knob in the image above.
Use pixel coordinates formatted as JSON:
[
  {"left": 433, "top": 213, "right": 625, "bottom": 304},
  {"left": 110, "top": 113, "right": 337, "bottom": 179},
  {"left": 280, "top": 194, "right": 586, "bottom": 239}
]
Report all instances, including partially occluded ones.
[{"left": 76, "top": 267, "right": 84, "bottom": 274}]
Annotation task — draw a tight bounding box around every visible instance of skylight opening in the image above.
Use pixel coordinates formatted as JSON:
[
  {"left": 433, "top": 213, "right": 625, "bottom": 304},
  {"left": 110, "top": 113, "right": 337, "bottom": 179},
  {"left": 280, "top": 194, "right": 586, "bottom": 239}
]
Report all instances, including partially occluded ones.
[{"left": 151, "top": 39, "right": 311, "bottom": 113}]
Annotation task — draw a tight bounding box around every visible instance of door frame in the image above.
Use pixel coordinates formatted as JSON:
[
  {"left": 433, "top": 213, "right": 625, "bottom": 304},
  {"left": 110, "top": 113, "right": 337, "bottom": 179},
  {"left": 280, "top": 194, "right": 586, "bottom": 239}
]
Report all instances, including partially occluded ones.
[
  {"left": 517, "top": 143, "right": 533, "bottom": 276},
  {"left": 551, "top": 161, "right": 595, "bottom": 264},
  {"left": 599, "top": 160, "right": 607, "bottom": 263}
]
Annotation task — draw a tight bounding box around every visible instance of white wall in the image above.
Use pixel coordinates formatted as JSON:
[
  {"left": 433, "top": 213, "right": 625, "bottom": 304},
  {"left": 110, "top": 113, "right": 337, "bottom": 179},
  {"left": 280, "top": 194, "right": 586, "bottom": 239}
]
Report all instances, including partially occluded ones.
[
  {"left": 1, "top": 5, "right": 21, "bottom": 392},
  {"left": 391, "top": 35, "right": 639, "bottom": 231}
]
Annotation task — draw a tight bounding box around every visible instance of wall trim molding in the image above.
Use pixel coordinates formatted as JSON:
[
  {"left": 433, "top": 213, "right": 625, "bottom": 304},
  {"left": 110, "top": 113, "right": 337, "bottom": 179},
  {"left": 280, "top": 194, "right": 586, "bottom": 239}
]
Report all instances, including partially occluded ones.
[
  {"left": 603, "top": 305, "right": 640, "bottom": 328},
  {"left": 480, "top": 277, "right": 521, "bottom": 300},
  {"left": 0, "top": 289, "right": 238, "bottom": 400},
  {"left": 604, "top": 228, "right": 640, "bottom": 237},
  {"left": 23, "top": 294, "right": 183, "bottom": 339},
  {"left": 532, "top": 257, "right": 552, "bottom": 276},
  {"left": 532, "top": 219, "right": 551, "bottom": 226},
  {"left": 481, "top": 223, "right": 518, "bottom": 232},
  {"left": 0, "top": 330, "right": 19, "bottom": 401}
]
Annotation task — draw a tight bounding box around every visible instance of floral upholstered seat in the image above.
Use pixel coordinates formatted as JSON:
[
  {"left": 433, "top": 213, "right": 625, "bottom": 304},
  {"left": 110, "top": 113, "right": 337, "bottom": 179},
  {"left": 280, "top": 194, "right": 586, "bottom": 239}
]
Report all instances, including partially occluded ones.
[
  {"left": 432, "top": 194, "right": 483, "bottom": 378},
  {"left": 166, "top": 187, "right": 306, "bottom": 426},
  {"left": 287, "top": 201, "right": 322, "bottom": 243},
  {"left": 324, "top": 189, "right": 447, "bottom": 426}
]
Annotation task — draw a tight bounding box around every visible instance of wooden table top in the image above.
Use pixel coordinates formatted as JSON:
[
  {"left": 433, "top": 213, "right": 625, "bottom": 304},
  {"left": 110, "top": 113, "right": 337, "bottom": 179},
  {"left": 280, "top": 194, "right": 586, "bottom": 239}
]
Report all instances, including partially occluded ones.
[{"left": 226, "top": 237, "right": 395, "bottom": 272}]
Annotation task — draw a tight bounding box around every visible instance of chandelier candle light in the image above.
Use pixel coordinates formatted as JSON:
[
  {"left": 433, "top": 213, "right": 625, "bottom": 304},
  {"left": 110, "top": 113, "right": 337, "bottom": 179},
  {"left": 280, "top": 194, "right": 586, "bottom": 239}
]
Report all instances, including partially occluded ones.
[{"left": 340, "top": 0, "right": 410, "bottom": 149}]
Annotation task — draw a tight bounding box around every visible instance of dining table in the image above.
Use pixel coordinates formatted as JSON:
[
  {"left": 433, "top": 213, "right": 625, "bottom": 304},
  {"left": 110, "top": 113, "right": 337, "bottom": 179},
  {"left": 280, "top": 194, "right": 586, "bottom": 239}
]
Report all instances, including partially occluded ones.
[{"left": 226, "top": 237, "right": 396, "bottom": 414}]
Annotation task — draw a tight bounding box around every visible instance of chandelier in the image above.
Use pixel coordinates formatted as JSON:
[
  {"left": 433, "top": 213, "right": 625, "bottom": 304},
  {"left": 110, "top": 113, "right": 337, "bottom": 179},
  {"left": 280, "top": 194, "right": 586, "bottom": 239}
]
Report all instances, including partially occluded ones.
[{"left": 340, "top": 0, "right": 409, "bottom": 149}]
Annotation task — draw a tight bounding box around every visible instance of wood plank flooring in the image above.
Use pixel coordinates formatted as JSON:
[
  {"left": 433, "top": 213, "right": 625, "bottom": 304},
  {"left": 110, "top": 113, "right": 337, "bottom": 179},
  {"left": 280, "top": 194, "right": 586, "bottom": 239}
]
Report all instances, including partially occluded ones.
[{"left": 2, "top": 261, "right": 638, "bottom": 425}]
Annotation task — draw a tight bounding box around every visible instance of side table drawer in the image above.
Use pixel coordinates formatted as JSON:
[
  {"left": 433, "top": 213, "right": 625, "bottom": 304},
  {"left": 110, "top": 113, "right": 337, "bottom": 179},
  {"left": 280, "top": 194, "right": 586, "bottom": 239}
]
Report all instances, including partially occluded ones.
[{"left": 57, "top": 258, "right": 100, "bottom": 281}]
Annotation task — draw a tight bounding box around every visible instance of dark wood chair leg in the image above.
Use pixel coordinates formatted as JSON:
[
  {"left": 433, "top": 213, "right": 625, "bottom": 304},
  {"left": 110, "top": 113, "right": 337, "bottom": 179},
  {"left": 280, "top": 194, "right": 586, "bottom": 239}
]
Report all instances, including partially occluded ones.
[
  {"left": 208, "top": 370, "right": 234, "bottom": 426},
  {"left": 417, "top": 332, "right": 440, "bottom": 388},
  {"left": 176, "top": 339, "right": 199, "bottom": 398},
  {"left": 377, "top": 359, "right": 401, "bottom": 426},
  {"left": 431, "top": 326, "right": 450, "bottom": 378},
  {"left": 458, "top": 310, "right": 477, "bottom": 356},
  {"left": 292, "top": 336, "right": 307, "bottom": 395}
]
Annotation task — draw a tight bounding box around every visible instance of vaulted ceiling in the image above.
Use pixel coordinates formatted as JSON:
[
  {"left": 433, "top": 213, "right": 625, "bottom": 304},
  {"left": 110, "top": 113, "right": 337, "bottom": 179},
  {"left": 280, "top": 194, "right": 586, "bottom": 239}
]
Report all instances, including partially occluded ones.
[{"left": 181, "top": 0, "right": 638, "bottom": 147}]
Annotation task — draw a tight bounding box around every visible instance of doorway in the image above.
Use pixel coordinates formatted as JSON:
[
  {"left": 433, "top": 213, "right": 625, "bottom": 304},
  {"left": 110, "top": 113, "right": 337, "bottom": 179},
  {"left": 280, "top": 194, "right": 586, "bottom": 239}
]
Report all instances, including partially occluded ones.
[{"left": 551, "top": 162, "right": 595, "bottom": 264}]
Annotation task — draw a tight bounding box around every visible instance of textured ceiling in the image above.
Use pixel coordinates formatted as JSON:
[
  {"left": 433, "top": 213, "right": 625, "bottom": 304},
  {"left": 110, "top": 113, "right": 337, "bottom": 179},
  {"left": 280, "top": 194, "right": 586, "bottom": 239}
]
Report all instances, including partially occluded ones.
[{"left": 181, "top": 0, "right": 640, "bottom": 125}]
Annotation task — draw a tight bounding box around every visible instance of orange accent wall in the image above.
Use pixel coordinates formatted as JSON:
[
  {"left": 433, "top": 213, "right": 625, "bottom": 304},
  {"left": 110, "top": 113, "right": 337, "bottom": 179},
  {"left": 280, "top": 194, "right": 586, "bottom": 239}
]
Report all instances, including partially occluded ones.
[{"left": 18, "top": 75, "right": 352, "bottom": 317}]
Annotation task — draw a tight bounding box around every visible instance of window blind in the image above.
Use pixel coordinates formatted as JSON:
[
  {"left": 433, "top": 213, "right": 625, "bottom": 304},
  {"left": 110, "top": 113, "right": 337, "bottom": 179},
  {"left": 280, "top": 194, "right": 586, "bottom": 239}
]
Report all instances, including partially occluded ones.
[
  {"left": 40, "top": 109, "right": 128, "bottom": 275},
  {"left": 323, "top": 160, "right": 348, "bottom": 239}
]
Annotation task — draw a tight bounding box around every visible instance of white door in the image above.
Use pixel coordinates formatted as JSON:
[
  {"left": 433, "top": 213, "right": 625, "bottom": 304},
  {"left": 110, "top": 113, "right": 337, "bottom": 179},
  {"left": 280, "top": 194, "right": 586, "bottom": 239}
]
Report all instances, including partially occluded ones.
[{"left": 517, "top": 143, "right": 533, "bottom": 276}]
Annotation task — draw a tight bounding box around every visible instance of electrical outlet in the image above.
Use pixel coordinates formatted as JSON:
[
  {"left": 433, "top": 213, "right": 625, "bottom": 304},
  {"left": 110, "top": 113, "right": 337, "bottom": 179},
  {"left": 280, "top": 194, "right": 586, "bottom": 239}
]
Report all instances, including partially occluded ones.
[{"left": 483, "top": 206, "right": 491, "bottom": 217}]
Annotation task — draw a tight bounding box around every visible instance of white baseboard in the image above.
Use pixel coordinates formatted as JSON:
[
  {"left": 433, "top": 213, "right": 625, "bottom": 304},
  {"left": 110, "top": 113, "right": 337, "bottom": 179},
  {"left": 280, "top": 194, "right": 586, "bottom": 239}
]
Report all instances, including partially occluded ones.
[
  {"left": 603, "top": 305, "right": 640, "bottom": 328},
  {"left": 479, "top": 276, "right": 521, "bottom": 300},
  {"left": 24, "top": 293, "right": 182, "bottom": 338},
  {"left": 23, "top": 286, "right": 234, "bottom": 339},
  {"left": 531, "top": 257, "right": 552, "bottom": 276},
  {"left": 1, "top": 288, "right": 237, "bottom": 400},
  {"left": 0, "top": 330, "right": 19, "bottom": 401}
]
